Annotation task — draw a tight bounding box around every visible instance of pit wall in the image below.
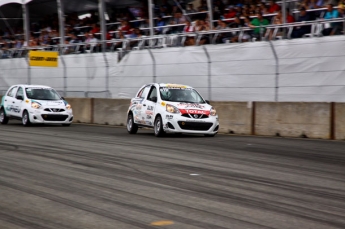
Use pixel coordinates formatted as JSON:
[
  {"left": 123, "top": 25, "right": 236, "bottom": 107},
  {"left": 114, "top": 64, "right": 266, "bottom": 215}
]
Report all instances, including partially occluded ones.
[{"left": 65, "top": 98, "right": 345, "bottom": 140}]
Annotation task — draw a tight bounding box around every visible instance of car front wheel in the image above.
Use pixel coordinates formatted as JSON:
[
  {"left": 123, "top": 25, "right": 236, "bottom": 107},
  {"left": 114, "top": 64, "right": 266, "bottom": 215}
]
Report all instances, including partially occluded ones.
[
  {"left": 127, "top": 113, "right": 138, "bottom": 134},
  {"left": 154, "top": 115, "right": 165, "bottom": 137},
  {"left": 22, "top": 110, "right": 31, "bottom": 126},
  {"left": 0, "top": 108, "right": 9, "bottom": 125}
]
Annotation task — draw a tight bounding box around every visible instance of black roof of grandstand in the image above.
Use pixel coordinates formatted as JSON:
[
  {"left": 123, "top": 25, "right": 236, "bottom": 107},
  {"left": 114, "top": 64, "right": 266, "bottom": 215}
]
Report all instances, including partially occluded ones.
[{"left": 0, "top": 0, "right": 142, "bottom": 18}]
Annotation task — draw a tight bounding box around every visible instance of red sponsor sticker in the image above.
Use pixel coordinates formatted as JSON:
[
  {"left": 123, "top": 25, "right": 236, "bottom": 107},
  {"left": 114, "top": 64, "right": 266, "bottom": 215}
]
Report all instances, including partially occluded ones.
[{"left": 180, "top": 109, "right": 210, "bottom": 115}]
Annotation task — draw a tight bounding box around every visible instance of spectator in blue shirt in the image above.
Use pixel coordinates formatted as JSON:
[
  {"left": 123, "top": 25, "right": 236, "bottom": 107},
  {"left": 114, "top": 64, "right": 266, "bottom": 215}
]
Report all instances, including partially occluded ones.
[
  {"left": 322, "top": 4, "right": 341, "bottom": 36},
  {"left": 155, "top": 16, "right": 166, "bottom": 34}
]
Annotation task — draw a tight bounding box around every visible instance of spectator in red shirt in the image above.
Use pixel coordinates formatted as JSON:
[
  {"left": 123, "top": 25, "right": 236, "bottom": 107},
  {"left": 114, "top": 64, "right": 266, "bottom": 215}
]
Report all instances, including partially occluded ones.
[
  {"left": 118, "top": 20, "right": 131, "bottom": 34},
  {"left": 224, "top": 6, "right": 237, "bottom": 19},
  {"left": 183, "top": 21, "right": 195, "bottom": 46},
  {"left": 268, "top": 0, "right": 281, "bottom": 13},
  {"left": 90, "top": 23, "right": 100, "bottom": 34},
  {"left": 286, "top": 9, "right": 295, "bottom": 23}
]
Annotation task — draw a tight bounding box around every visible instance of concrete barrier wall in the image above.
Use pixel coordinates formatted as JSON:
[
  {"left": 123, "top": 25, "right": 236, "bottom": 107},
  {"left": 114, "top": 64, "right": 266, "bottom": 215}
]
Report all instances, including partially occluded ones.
[
  {"left": 335, "top": 103, "right": 345, "bottom": 140},
  {"left": 66, "top": 98, "right": 93, "bottom": 124},
  {"left": 255, "top": 102, "right": 331, "bottom": 139},
  {"left": 1, "top": 96, "right": 344, "bottom": 140},
  {"left": 211, "top": 102, "right": 252, "bottom": 135},
  {"left": 92, "top": 99, "right": 130, "bottom": 126}
]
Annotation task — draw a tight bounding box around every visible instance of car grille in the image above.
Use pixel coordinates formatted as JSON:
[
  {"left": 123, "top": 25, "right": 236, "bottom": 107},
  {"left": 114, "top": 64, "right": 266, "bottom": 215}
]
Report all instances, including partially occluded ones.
[
  {"left": 41, "top": 114, "right": 68, "bottom": 121},
  {"left": 44, "top": 108, "right": 65, "bottom": 112},
  {"left": 178, "top": 121, "right": 213, "bottom": 131},
  {"left": 181, "top": 114, "right": 209, "bottom": 119}
]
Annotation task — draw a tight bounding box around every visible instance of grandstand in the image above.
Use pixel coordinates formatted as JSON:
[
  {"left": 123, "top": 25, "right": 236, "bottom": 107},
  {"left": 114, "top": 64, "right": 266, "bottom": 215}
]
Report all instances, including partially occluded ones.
[
  {"left": 0, "top": 0, "right": 344, "bottom": 59},
  {"left": 0, "top": 0, "right": 344, "bottom": 102}
]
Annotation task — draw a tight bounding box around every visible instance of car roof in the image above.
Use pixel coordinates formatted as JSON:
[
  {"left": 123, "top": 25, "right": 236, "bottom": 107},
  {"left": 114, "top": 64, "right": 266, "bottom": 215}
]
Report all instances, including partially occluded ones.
[
  {"left": 157, "top": 83, "right": 193, "bottom": 89},
  {"left": 11, "top": 84, "right": 52, "bottom": 89}
]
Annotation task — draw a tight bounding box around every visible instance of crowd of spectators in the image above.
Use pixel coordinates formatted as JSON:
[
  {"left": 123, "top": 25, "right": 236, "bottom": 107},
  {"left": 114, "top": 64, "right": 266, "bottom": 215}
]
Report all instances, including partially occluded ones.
[{"left": 0, "top": 0, "right": 345, "bottom": 56}]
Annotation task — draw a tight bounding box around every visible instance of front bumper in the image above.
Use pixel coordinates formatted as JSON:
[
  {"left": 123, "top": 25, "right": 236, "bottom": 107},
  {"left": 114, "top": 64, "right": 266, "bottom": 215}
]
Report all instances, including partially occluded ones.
[
  {"left": 29, "top": 109, "right": 73, "bottom": 124},
  {"left": 162, "top": 114, "right": 219, "bottom": 134}
]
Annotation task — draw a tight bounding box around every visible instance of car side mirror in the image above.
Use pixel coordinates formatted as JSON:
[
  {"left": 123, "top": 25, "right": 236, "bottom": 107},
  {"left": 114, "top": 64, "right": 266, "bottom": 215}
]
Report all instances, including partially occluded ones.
[
  {"left": 61, "top": 97, "right": 65, "bottom": 100},
  {"left": 150, "top": 96, "right": 157, "bottom": 103},
  {"left": 205, "top": 100, "right": 210, "bottom": 104},
  {"left": 16, "top": 95, "right": 23, "bottom": 100}
]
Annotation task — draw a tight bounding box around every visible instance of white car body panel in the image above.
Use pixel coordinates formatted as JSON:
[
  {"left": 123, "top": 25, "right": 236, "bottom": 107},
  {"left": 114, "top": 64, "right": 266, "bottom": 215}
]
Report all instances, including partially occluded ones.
[
  {"left": 1, "top": 84, "right": 73, "bottom": 125},
  {"left": 128, "top": 83, "right": 219, "bottom": 135}
]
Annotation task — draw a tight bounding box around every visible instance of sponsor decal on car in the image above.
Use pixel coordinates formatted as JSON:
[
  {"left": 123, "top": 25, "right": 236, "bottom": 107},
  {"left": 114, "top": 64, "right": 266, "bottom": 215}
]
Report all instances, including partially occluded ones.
[
  {"left": 178, "top": 103, "right": 205, "bottom": 109},
  {"left": 134, "top": 110, "right": 141, "bottom": 115},
  {"left": 6, "top": 105, "right": 21, "bottom": 113},
  {"left": 0, "top": 96, "right": 4, "bottom": 107},
  {"left": 146, "top": 111, "right": 154, "bottom": 115},
  {"left": 185, "top": 120, "right": 207, "bottom": 122},
  {"left": 166, "top": 115, "right": 173, "bottom": 120},
  {"left": 180, "top": 109, "right": 210, "bottom": 115},
  {"left": 166, "top": 84, "right": 187, "bottom": 88},
  {"left": 161, "top": 102, "right": 166, "bottom": 107}
]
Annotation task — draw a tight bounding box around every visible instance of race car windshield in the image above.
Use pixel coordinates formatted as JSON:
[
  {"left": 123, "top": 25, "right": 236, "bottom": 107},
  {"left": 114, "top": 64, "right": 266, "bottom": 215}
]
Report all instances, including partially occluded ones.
[
  {"left": 160, "top": 87, "right": 205, "bottom": 103},
  {"left": 25, "top": 88, "right": 62, "bottom": 101}
]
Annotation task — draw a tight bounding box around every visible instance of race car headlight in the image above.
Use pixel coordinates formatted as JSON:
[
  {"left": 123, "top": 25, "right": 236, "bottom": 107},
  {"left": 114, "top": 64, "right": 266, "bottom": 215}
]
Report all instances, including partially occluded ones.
[
  {"left": 210, "top": 107, "right": 217, "bottom": 116},
  {"left": 66, "top": 104, "right": 72, "bottom": 110},
  {"left": 31, "top": 102, "right": 41, "bottom": 109},
  {"left": 166, "top": 104, "right": 180, "bottom": 114}
]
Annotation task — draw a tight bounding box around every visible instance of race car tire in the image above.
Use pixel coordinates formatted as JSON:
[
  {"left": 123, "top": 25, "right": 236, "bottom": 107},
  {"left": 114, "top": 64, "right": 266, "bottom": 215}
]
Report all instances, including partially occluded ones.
[
  {"left": 22, "top": 110, "right": 31, "bottom": 126},
  {"left": 154, "top": 115, "right": 165, "bottom": 137},
  {"left": 0, "top": 108, "right": 9, "bottom": 125},
  {"left": 127, "top": 113, "right": 138, "bottom": 134},
  {"left": 62, "top": 124, "right": 71, "bottom": 127},
  {"left": 204, "top": 133, "right": 217, "bottom": 137}
]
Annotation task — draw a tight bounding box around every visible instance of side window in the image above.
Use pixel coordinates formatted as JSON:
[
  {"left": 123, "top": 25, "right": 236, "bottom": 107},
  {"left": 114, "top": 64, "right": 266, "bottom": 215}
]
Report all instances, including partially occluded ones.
[
  {"left": 16, "top": 87, "right": 24, "bottom": 99},
  {"left": 137, "top": 86, "right": 151, "bottom": 99},
  {"left": 7, "top": 87, "right": 17, "bottom": 97},
  {"left": 147, "top": 86, "right": 157, "bottom": 101}
]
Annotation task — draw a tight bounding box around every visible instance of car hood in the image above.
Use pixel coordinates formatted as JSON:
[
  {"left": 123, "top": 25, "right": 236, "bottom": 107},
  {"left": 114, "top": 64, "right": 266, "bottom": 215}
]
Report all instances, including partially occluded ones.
[{"left": 31, "top": 100, "right": 66, "bottom": 107}]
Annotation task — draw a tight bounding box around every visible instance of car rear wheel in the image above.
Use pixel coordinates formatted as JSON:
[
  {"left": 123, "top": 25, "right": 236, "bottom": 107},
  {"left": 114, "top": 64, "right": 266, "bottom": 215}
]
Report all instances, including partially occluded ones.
[
  {"left": 0, "top": 108, "right": 9, "bottom": 125},
  {"left": 22, "top": 110, "right": 31, "bottom": 126},
  {"left": 154, "top": 115, "right": 165, "bottom": 137},
  {"left": 127, "top": 113, "right": 138, "bottom": 134}
]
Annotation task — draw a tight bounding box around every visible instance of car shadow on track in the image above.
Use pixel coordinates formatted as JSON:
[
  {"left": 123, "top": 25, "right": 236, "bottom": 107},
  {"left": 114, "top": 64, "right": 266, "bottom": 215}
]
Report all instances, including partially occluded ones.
[
  {"left": 134, "top": 132, "right": 207, "bottom": 138},
  {"left": 5, "top": 122, "right": 69, "bottom": 128}
]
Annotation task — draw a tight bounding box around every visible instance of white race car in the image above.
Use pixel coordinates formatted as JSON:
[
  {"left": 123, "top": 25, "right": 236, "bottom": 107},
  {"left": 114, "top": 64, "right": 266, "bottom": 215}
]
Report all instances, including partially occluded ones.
[
  {"left": 0, "top": 84, "right": 73, "bottom": 126},
  {"left": 127, "top": 83, "right": 219, "bottom": 137}
]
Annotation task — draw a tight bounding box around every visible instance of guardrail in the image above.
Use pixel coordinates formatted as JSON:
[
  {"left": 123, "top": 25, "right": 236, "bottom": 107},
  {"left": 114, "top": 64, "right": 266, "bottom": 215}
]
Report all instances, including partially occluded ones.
[
  {"left": 0, "top": 18, "right": 344, "bottom": 60},
  {"left": 2, "top": 5, "right": 337, "bottom": 40}
]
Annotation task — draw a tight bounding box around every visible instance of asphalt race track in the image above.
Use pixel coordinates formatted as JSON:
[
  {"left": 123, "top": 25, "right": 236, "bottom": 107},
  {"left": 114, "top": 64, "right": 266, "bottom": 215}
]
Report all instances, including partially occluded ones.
[{"left": 0, "top": 122, "right": 344, "bottom": 229}]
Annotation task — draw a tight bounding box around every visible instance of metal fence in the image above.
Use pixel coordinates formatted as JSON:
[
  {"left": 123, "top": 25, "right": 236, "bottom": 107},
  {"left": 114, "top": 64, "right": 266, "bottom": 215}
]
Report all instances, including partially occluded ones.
[{"left": 0, "top": 19, "right": 345, "bottom": 102}]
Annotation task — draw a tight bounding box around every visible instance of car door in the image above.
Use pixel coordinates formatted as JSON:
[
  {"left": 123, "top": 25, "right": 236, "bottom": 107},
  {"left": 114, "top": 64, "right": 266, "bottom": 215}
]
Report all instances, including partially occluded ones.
[
  {"left": 3, "top": 86, "right": 18, "bottom": 117},
  {"left": 142, "top": 86, "right": 158, "bottom": 127},
  {"left": 12, "top": 86, "right": 25, "bottom": 117},
  {"left": 135, "top": 85, "right": 151, "bottom": 125}
]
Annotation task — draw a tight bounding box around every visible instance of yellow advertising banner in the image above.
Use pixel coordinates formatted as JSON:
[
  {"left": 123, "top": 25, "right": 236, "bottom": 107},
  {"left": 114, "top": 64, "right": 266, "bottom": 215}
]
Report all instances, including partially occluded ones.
[{"left": 29, "top": 51, "right": 59, "bottom": 67}]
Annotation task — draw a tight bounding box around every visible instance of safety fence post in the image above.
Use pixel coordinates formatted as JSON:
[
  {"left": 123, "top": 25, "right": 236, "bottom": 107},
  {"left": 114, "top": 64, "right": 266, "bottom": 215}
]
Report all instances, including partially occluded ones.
[
  {"left": 147, "top": 49, "right": 156, "bottom": 83},
  {"left": 103, "top": 53, "right": 110, "bottom": 98},
  {"left": 268, "top": 41, "right": 279, "bottom": 102},
  {"left": 22, "top": 0, "right": 30, "bottom": 85},
  {"left": 202, "top": 46, "right": 211, "bottom": 101},
  {"left": 59, "top": 54, "right": 67, "bottom": 97}
]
